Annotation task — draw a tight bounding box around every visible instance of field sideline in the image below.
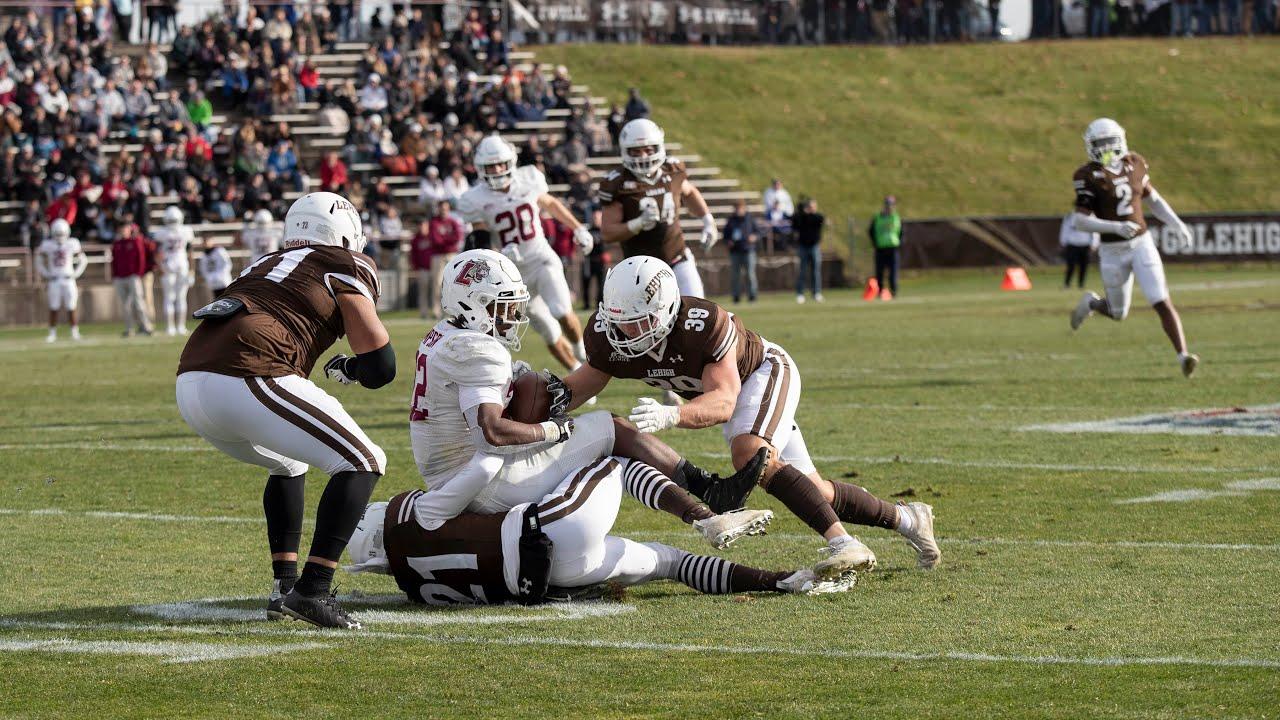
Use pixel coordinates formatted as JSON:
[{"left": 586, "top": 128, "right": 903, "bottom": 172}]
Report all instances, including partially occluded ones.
[{"left": 2, "top": 265, "right": 1278, "bottom": 718}]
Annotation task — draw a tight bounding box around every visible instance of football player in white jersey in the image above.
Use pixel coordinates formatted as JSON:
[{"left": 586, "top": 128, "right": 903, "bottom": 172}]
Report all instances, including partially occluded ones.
[
  {"left": 197, "top": 237, "right": 233, "bottom": 298},
  {"left": 154, "top": 206, "right": 196, "bottom": 336},
  {"left": 456, "top": 136, "right": 593, "bottom": 375},
  {"left": 409, "top": 249, "right": 773, "bottom": 550},
  {"left": 242, "top": 209, "right": 280, "bottom": 263},
  {"left": 35, "top": 218, "right": 87, "bottom": 343}
]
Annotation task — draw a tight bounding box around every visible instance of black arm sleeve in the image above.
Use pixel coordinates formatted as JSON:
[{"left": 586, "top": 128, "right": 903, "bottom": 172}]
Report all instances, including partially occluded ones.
[
  {"left": 465, "top": 229, "right": 492, "bottom": 251},
  {"left": 343, "top": 342, "right": 397, "bottom": 389}
]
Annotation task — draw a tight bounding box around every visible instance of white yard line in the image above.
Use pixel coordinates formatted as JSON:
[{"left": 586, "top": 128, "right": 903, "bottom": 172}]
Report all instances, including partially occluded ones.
[
  {"left": 689, "top": 450, "right": 1271, "bottom": 475},
  {"left": 1, "top": 619, "right": 1275, "bottom": 671},
  {"left": 0, "top": 637, "right": 327, "bottom": 664},
  {"left": 4, "top": 507, "right": 1277, "bottom": 552}
]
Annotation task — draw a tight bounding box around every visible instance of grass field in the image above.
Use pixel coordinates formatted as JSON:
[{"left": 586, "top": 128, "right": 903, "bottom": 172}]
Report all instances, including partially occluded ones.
[
  {"left": 536, "top": 40, "right": 1280, "bottom": 223},
  {"left": 1, "top": 265, "right": 1278, "bottom": 717}
]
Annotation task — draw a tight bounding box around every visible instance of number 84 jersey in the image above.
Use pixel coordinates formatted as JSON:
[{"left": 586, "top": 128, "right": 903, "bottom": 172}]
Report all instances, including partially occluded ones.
[
  {"left": 583, "top": 297, "right": 765, "bottom": 401},
  {"left": 456, "top": 165, "right": 557, "bottom": 268},
  {"left": 1073, "top": 152, "right": 1152, "bottom": 244}
]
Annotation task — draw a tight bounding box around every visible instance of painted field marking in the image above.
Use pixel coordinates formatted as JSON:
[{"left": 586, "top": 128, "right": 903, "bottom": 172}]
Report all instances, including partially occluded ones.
[
  {"left": 1023, "top": 403, "right": 1280, "bottom": 437},
  {"left": 5, "top": 507, "right": 1278, "bottom": 553},
  {"left": 1, "top": 619, "right": 1276, "bottom": 671},
  {"left": 1117, "top": 478, "right": 1280, "bottom": 504},
  {"left": 688, "top": 450, "right": 1272, "bottom": 475},
  {"left": 0, "top": 637, "right": 327, "bottom": 664},
  {"left": 126, "top": 597, "right": 635, "bottom": 626}
]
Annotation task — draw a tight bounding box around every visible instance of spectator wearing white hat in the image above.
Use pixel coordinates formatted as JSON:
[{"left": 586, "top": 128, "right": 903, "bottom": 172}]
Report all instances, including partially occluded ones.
[{"left": 358, "top": 73, "right": 388, "bottom": 115}]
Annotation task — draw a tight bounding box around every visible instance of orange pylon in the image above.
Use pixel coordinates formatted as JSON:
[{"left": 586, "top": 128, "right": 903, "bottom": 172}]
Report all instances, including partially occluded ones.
[
  {"left": 862, "top": 277, "right": 880, "bottom": 301},
  {"left": 1001, "top": 267, "right": 1032, "bottom": 291}
]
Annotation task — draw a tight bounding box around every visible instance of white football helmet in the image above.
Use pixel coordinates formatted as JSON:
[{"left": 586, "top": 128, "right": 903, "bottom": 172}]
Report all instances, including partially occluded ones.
[
  {"left": 344, "top": 502, "right": 389, "bottom": 575},
  {"left": 252, "top": 209, "right": 273, "bottom": 228},
  {"left": 619, "top": 118, "right": 666, "bottom": 181},
  {"left": 441, "top": 249, "right": 530, "bottom": 349},
  {"left": 1084, "top": 118, "right": 1128, "bottom": 169},
  {"left": 163, "top": 206, "right": 184, "bottom": 226},
  {"left": 474, "top": 135, "right": 517, "bottom": 191},
  {"left": 599, "top": 256, "right": 680, "bottom": 358},
  {"left": 282, "top": 191, "right": 367, "bottom": 253},
  {"left": 50, "top": 218, "right": 70, "bottom": 241}
]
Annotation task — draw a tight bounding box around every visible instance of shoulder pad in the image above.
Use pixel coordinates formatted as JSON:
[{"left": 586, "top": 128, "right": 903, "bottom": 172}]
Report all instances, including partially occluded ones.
[
  {"left": 514, "top": 165, "right": 548, "bottom": 196},
  {"left": 435, "top": 331, "right": 512, "bottom": 387},
  {"left": 456, "top": 187, "right": 484, "bottom": 222}
]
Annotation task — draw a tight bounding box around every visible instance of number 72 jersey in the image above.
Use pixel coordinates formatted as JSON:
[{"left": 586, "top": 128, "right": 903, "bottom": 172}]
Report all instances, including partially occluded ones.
[
  {"left": 1073, "top": 152, "right": 1152, "bottom": 244},
  {"left": 456, "top": 166, "right": 556, "bottom": 265}
]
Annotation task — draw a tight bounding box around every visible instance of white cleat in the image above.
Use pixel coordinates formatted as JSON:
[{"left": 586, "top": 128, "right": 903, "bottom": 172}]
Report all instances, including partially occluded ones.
[
  {"left": 777, "top": 567, "right": 857, "bottom": 596},
  {"left": 166, "top": 326, "right": 177, "bottom": 337},
  {"left": 45, "top": 329, "right": 57, "bottom": 343},
  {"left": 814, "top": 536, "right": 877, "bottom": 580},
  {"left": 693, "top": 508, "right": 773, "bottom": 550},
  {"left": 70, "top": 327, "right": 81, "bottom": 341},
  {"left": 897, "top": 501, "right": 941, "bottom": 570},
  {"left": 814, "top": 293, "right": 825, "bottom": 303},
  {"left": 795, "top": 294, "right": 806, "bottom": 305},
  {"left": 178, "top": 325, "right": 189, "bottom": 336},
  {"left": 1071, "top": 291, "right": 1099, "bottom": 330},
  {"left": 1181, "top": 353, "right": 1200, "bottom": 378}
]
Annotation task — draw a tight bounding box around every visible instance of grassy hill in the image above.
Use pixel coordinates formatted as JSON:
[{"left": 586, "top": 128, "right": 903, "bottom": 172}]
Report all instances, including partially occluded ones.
[{"left": 536, "top": 39, "right": 1280, "bottom": 227}]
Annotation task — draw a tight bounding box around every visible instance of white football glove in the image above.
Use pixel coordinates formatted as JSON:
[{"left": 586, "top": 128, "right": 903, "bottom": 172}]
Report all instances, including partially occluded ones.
[
  {"left": 324, "top": 355, "right": 357, "bottom": 385},
  {"left": 1173, "top": 221, "right": 1194, "bottom": 251},
  {"left": 627, "top": 198, "right": 660, "bottom": 234},
  {"left": 699, "top": 214, "right": 719, "bottom": 251},
  {"left": 511, "top": 360, "right": 532, "bottom": 380},
  {"left": 573, "top": 226, "right": 594, "bottom": 254},
  {"left": 1119, "top": 221, "right": 1142, "bottom": 239},
  {"left": 629, "top": 396, "right": 681, "bottom": 434}
]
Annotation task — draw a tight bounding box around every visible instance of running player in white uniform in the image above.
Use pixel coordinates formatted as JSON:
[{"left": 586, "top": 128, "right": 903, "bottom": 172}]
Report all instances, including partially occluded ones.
[
  {"left": 154, "top": 206, "right": 196, "bottom": 336},
  {"left": 457, "top": 136, "right": 593, "bottom": 374},
  {"left": 242, "top": 209, "right": 280, "bottom": 263},
  {"left": 35, "top": 218, "right": 87, "bottom": 343},
  {"left": 409, "top": 249, "right": 772, "bottom": 550},
  {"left": 198, "top": 237, "right": 233, "bottom": 297}
]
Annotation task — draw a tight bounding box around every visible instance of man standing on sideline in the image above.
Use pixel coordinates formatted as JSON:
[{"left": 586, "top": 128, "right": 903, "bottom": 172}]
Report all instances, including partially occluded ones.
[
  {"left": 111, "top": 221, "right": 152, "bottom": 337},
  {"left": 793, "top": 199, "right": 824, "bottom": 304},
  {"left": 198, "top": 237, "right": 233, "bottom": 298},
  {"left": 724, "top": 200, "right": 760, "bottom": 304},
  {"left": 409, "top": 219, "right": 434, "bottom": 319},
  {"left": 425, "top": 199, "right": 464, "bottom": 318},
  {"left": 762, "top": 178, "right": 794, "bottom": 218},
  {"left": 1059, "top": 211, "right": 1098, "bottom": 290},
  {"left": 868, "top": 196, "right": 902, "bottom": 300}
]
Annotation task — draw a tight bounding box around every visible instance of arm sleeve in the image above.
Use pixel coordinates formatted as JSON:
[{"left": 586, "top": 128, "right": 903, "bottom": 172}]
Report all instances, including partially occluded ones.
[
  {"left": 1072, "top": 212, "right": 1124, "bottom": 235},
  {"left": 412, "top": 450, "right": 506, "bottom": 529},
  {"left": 1144, "top": 186, "right": 1183, "bottom": 228},
  {"left": 465, "top": 404, "right": 552, "bottom": 456}
]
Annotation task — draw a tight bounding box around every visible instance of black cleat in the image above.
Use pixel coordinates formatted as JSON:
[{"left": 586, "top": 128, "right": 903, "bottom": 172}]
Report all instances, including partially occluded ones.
[
  {"left": 701, "top": 447, "right": 769, "bottom": 514},
  {"left": 266, "top": 578, "right": 295, "bottom": 621},
  {"left": 281, "top": 589, "right": 362, "bottom": 630}
]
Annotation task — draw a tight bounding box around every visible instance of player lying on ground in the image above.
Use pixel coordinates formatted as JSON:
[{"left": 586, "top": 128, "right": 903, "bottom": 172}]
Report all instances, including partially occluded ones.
[
  {"left": 410, "top": 249, "right": 772, "bottom": 550},
  {"left": 459, "top": 136, "right": 594, "bottom": 375},
  {"left": 177, "top": 192, "right": 394, "bottom": 630},
  {"left": 345, "top": 456, "right": 860, "bottom": 607},
  {"left": 562, "top": 257, "right": 942, "bottom": 577},
  {"left": 1070, "top": 117, "right": 1200, "bottom": 378}
]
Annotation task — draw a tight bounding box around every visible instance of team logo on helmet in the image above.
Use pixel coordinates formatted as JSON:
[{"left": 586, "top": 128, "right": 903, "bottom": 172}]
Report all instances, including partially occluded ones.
[
  {"left": 643, "top": 269, "right": 673, "bottom": 302},
  {"left": 454, "top": 259, "right": 491, "bottom": 286}
]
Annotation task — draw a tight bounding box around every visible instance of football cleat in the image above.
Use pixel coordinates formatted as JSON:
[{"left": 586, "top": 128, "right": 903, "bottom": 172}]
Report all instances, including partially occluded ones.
[
  {"left": 1181, "top": 353, "right": 1200, "bottom": 378},
  {"left": 266, "top": 578, "right": 295, "bottom": 621},
  {"left": 281, "top": 589, "right": 362, "bottom": 630},
  {"left": 814, "top": 536, "right": 877, "bottom": 580},
  {"left": 897, "top": 501, "right": 942, "bottom": 570},
  {"left": 777, "top": 567, "right": 858, "bottom": 596},
  {"left": 693, "top": 508, "right": 773, "bottom": 550},
  {"left": 70, "top": 327, "right": 81, "bottom": 341},
  {"left": 701, "top": 447, "right": 768, "bottom": 514},
  {"left": 1071, "top": 291, "right": 1100, "bottom": 330},
  {"left": 45, "top": 329, "right": 56, "bottom": 343}
]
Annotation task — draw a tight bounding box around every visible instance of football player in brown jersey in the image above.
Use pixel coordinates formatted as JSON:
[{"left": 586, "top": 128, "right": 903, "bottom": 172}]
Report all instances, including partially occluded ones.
[
  {"left": 598, "top": 119, "right": 719, "bottom": 300},
  {"left": 176, "top": 192, "right": 396, "bottom": 629},
  {"left": 1070, "top": 118, "right": 1200, "bottom": 377},
  {"left": 344, "top": 456, "right": 859, "bottom": 605},
  {"left": 562, "top": 257, "right": 942, "bottom": 578}
]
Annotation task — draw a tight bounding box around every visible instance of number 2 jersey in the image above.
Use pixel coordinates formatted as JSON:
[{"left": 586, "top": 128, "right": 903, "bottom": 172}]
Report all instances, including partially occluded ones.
[
  {"left": 583, "top": 296, "right": 765, "bottom": 400},
  {"left": 1073, "top": 152, "right": 1152, "bottom": 243},
  {"left": 456, "top": 165, "right": 557, "bottom": 269},
  {"left": 597, "top": 158, "right": 689, "bottom": 265},
  {"left": 177, "top": 245, "right": 380, "bottom": 378}
]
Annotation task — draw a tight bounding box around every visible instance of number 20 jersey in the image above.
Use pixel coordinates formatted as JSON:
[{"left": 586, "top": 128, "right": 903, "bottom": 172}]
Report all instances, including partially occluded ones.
[
  {"left": 584, "top": 296, "right": 765, "bottom": 401},
  {"left": 1073, "top": 152, "right": 1152, "bottom": 244},
  {"left": 456, "top": 165, "right": 557, "bottom": 269}
]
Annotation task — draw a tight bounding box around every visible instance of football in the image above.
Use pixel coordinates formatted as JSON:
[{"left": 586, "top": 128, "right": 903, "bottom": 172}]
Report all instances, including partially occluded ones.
[{"left": 505, "top": 371, "right": 551, "bottom": 424}]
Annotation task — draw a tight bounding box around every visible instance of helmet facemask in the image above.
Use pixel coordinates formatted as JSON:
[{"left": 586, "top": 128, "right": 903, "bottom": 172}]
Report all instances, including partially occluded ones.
[
  {"left": 1087, "top": 133, "right": 1127, "bottom": 170},
  {"left": 622, "top": 144, "right": 665, "bottom": 182},
  {"left": 599, "top": 302, "right": 675, "bottom": 358},
  {"left": 456, "top": 286, "right": 529, "bottom": 350},
  {"left": 481, "top": 159, "right": 514, "bottom": 191}
]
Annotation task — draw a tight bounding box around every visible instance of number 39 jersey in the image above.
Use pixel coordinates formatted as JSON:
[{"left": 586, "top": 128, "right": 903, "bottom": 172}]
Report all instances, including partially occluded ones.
[
  {"left": 178, "top": 246, "right": 380, "bottom": 378},
  {"left": 584, "top": 296, "right": 765, "bottom": 400},
  {"left": 456, "top": 165, "right": 557, "bottom": 269},
  {"left": 597, "top": 158, "right": 689, "bottom": 265},
  {"left": 1073, "top": 152, "right": 1152, "bottom": 243}
]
